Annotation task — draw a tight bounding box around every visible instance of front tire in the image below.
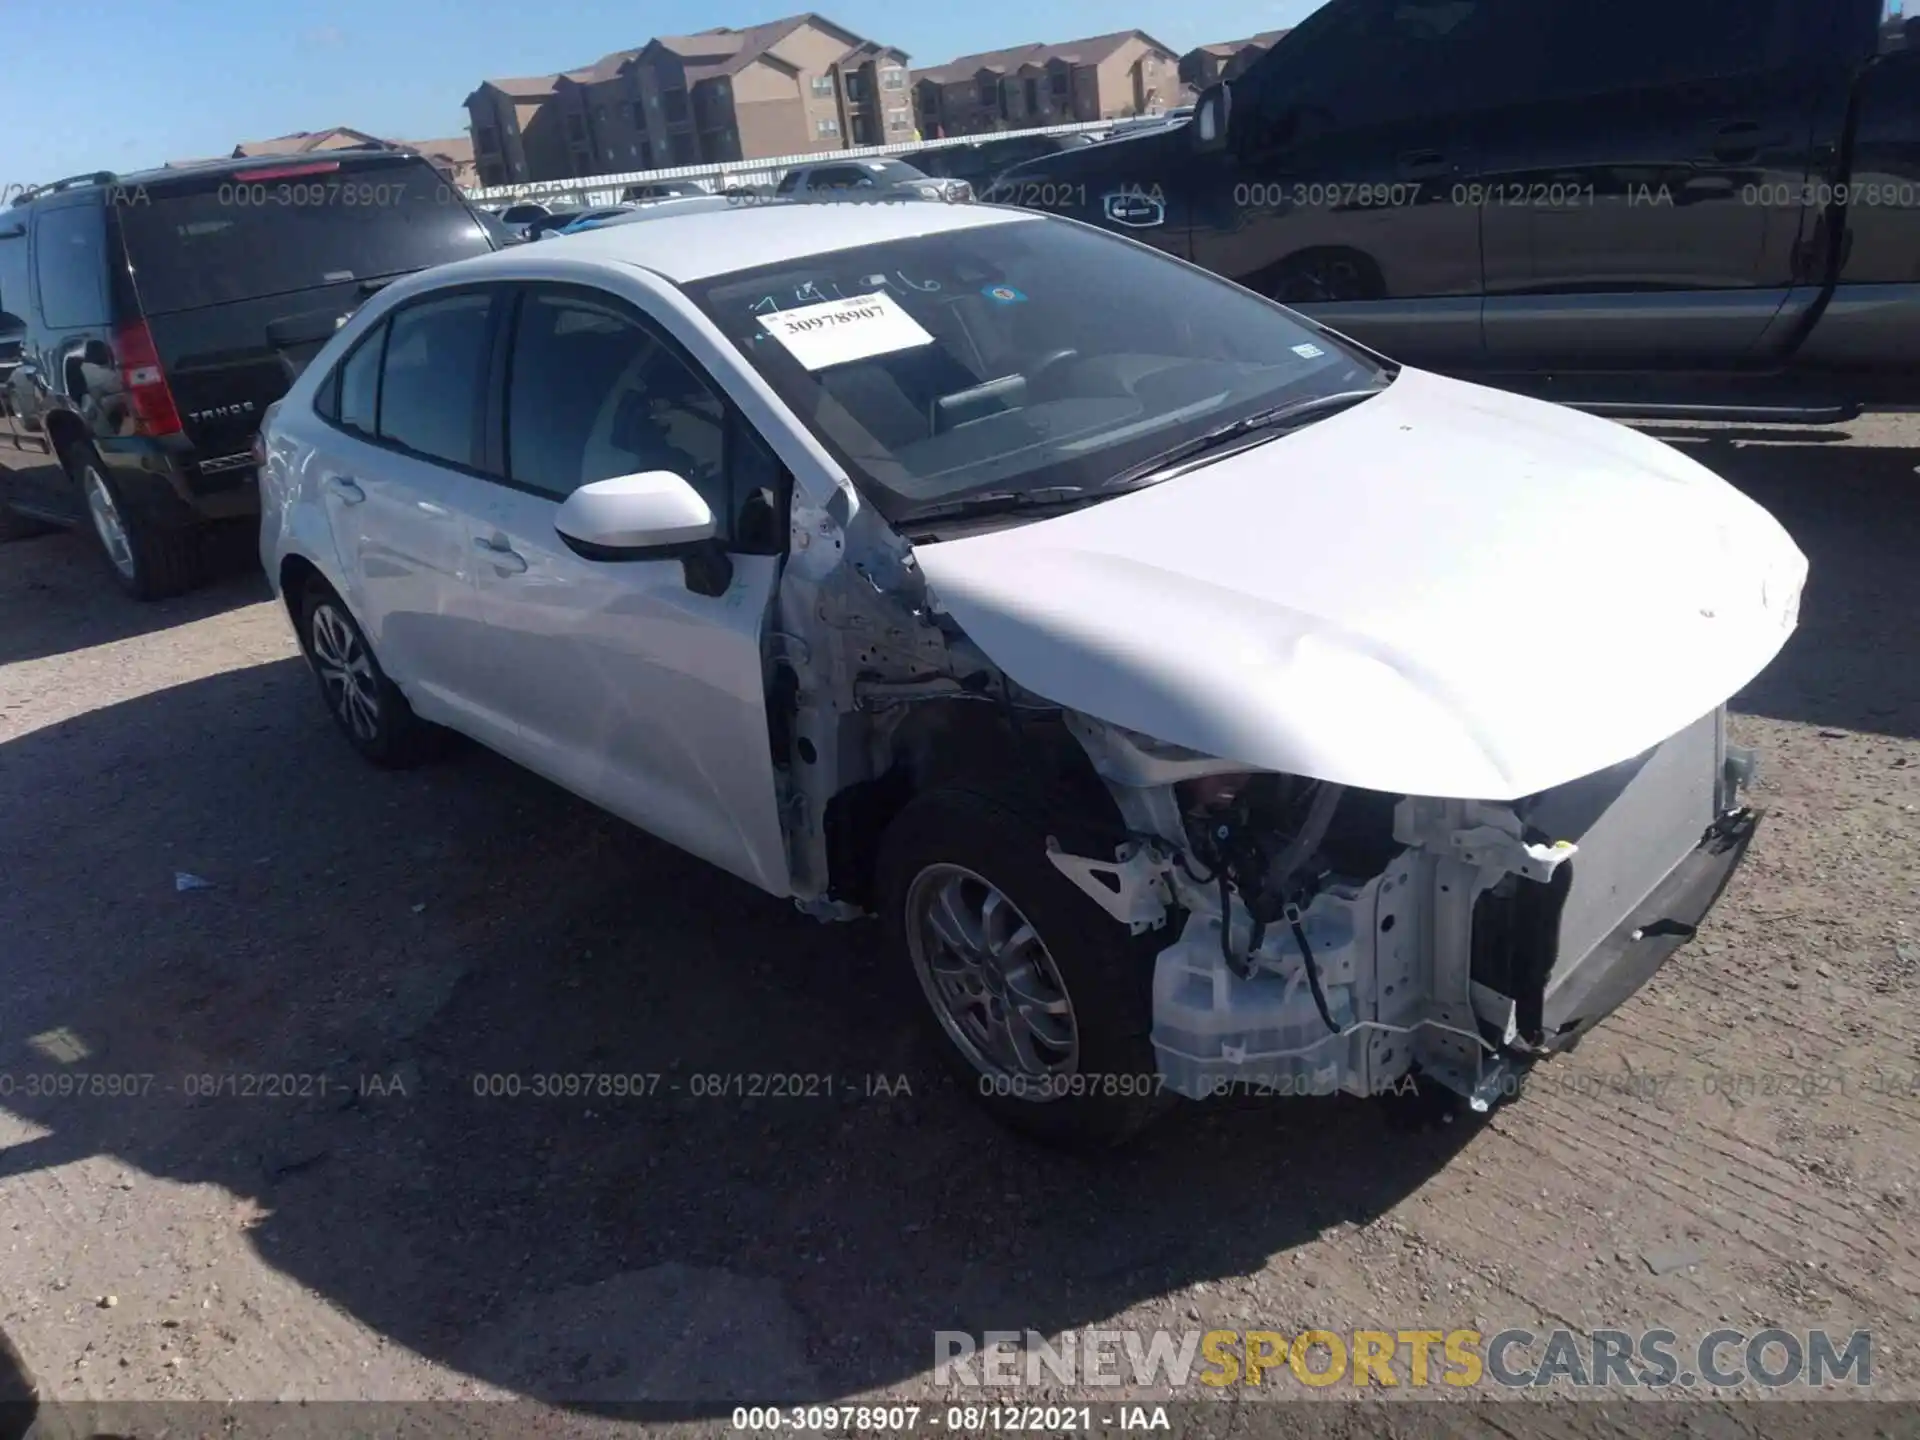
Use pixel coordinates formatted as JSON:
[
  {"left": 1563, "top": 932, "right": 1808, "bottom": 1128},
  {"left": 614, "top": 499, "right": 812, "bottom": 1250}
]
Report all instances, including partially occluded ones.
[
  {"left": 298, "top": 583, "right": 438, "bottom": 768},
  {"left": 878, "top": 785, "right": 1176, "bottom": 1147},
  {"left": 66, "top": 444, "right": 205, "bottom": 599}
]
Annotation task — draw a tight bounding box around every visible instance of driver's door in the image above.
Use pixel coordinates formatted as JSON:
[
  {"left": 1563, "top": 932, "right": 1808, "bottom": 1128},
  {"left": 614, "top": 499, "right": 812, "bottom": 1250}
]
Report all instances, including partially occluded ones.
[{"left": 461, "top": 282, "right": 792, "bottom": 896}]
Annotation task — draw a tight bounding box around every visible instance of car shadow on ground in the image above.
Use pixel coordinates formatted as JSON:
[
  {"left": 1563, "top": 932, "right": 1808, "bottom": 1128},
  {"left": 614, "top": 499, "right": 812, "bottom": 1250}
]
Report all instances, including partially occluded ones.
[
  {"left": 0, "top": 655, "right": 1474, "bottom": 1408},
  {"left": 0, "top": 427, "right": 1907, "bottom": 1409},
  {"left": 0, "top": 524, "right": 269, "bottom": 668},
  {"left": 1644, "top": 428, "right": 1920, "bottom": 742}
]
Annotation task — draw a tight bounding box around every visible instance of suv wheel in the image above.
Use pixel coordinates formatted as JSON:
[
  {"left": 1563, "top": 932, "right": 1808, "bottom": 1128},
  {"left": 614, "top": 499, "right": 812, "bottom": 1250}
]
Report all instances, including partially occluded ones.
[
  {"left": 66, "top": 445, "right": 205, "bottom": 599},
  {"left": 298, "top": 583, "right": 438, "bottom": 768},
  {"left": 877, "top": 785, "right": 1177, "bottom": 1147}
]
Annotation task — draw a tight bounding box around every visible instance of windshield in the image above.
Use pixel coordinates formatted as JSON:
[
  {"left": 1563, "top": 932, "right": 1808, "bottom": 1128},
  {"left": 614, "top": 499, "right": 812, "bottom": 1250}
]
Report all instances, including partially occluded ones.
[{"left": 683, "top": 217, "right": 1388, "bottom": 522}]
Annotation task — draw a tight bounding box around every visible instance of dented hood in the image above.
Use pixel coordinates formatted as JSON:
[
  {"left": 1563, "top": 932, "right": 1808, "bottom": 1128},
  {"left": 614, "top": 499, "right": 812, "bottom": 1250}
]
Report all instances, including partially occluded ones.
[{"left": 912, "top": 368, "right": 1808, "bottom": 800}]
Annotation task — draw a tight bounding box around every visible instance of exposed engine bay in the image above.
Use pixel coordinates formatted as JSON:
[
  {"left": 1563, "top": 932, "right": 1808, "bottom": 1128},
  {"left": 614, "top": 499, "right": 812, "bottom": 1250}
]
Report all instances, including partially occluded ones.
[{"left": 765, "top": 487, "right": 1763, "bottom": 1107}]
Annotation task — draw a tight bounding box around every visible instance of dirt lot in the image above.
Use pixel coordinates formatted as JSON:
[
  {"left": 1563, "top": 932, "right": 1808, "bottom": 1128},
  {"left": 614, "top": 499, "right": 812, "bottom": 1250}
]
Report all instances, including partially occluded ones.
[{"left": 0, "top": 419, "right": 1917, "bottom": 1426}]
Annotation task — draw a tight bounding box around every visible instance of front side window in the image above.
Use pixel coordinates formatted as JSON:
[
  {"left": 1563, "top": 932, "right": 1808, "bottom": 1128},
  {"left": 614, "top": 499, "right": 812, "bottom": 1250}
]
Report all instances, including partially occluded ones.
[
  {"left": 32, "top": 202, "right": 108, "bottom": 329},
  {"left": 684, "top": 218, "right": 1387, "bottom": 525},
  {"left": 1537, "top": 0, "right": 1785, "bottom": 92},
  {"left": 375, "top": 291, "right": 494, "bottom": 466},
  {"left": 502, "top": 287, "right": 726, "bottom": 527}
]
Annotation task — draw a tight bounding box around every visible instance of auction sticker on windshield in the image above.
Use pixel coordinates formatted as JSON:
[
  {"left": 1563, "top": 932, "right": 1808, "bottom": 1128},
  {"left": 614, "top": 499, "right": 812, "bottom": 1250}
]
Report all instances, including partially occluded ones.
[{"left": 757, "top": 291, "right": 935, "bottom": 370}]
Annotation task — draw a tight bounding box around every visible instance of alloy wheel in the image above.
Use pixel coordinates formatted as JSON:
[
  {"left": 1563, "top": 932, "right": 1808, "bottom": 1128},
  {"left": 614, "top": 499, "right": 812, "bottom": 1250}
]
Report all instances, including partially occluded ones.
[
  {"left": 309, "top": 602, "right": 381, "bottom": 742},
  {"left": 905, "top": 863, "right": 1079, "bottom": 1087},
  {"left": 82, "top": 466, "right": 135, "bottom": 581}
]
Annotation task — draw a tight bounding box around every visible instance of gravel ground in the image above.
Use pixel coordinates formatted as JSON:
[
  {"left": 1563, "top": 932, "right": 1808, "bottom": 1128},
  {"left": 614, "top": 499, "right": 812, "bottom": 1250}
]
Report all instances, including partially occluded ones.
[{"left": 0, "top": 418, "right": 1916, "bottom": 1429}]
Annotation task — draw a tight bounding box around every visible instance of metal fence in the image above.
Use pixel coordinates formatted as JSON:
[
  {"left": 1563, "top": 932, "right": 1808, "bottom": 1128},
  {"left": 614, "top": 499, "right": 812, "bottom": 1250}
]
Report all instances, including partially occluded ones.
[{"left": 466, "top": 115, "right": 1175, "bottom": 207}]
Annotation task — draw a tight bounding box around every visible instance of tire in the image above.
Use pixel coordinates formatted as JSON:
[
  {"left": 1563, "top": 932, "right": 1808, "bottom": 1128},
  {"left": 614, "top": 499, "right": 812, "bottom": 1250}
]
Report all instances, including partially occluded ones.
[
  {"left": 63, "top": 443, "right": 205, "bottom": 600},
  {"left": 297, "top": 582, "right": 439, "bottom": 768},
  {"left": 877, "top": 783, "right": 1178, "bottom": 1147}
]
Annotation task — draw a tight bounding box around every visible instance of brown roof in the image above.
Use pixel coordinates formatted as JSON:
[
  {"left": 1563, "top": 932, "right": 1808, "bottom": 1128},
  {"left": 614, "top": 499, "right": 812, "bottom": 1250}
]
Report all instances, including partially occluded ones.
[
  {"left": 395, "top": 135, "right": 475, "bottom": 165},
  {"left": 230, "top": 126, "right": 387, "bottom": 157},
  {"left": 1191, "top": 29, "right": 1289, "bottom": 58},
  {"left": 479, "top": 72, "right": 570, "bottom": 98},
  {"left": 912, "top": 30, "right": 1175, "bottom": 86},
  {"left": 477, "top": 14, "right": 899, "bottom": 102}
]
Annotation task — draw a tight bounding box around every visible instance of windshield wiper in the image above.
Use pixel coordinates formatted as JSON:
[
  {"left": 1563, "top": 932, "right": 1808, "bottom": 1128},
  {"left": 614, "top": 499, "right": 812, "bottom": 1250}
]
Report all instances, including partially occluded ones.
[
  {"left": 899, "top": 485, "right": 1088, "bottom": 524},
  {"left": 1102, "top": 388, "right": 1387, "bottom": 490}
]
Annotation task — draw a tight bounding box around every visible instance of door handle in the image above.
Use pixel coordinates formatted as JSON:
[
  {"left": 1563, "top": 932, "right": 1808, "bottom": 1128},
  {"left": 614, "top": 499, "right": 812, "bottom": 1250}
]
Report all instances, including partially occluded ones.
[
  {"left": 325, "top": 475, "right": 365, "bottom": 504},
  {"left": 474, "top": 535, "right": 528, "bottom": 574}
]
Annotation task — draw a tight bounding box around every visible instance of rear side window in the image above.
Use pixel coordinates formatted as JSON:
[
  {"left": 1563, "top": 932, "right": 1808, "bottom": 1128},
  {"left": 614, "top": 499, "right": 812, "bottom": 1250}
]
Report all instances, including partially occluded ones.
[
  {"left": 1538, "top": 0, "right": 1787, "bottom": 92},
  {"left": 775, "top": 171, "right": 803, "bottom": 195},
  {"left": 332, "top": 322, "right": 387, "bottom": 433},
  {"left": 32, "top": 202, "right": 109, "bottom": 328},
  {"left": 376, "top": 292, "right": 494, "bottom": 466},
  {"left": 0, "top": 229, "right": 30, "bottom": 324},
  {"left": 115, "top": 161, "right": 492, "bottom": 315}
]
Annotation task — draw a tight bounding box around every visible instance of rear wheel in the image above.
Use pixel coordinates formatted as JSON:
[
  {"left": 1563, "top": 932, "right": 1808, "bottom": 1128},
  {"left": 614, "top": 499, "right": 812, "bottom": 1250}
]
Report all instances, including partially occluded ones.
[
  {"left": 878, "top": 785, "right": 1176, "bottom": 1147},
  {"left": 65, "top": 444, "right": 205, "bottom": 599},
  {"left": 298, "top": 582, "right": 438, "bottom": 768}
]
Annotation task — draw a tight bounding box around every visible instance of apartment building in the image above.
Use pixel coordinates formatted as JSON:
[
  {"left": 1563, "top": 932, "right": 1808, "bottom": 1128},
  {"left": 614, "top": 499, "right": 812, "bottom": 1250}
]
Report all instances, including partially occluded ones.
[
  {"left": 1178, "top": 29, "right": 1290, "bottom": 90},
  {"left": 467, "top": 13, "right": 912, "bottom": 185},
  {"left": 910, "top": 31, "right": 1185, "bottom": 138}
]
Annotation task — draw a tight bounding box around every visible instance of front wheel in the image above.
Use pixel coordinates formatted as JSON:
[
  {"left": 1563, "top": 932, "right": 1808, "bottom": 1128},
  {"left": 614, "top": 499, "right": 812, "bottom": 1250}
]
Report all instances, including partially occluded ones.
[{"left": 878, "top": 785, "right": 1175, "bottom": 1147}]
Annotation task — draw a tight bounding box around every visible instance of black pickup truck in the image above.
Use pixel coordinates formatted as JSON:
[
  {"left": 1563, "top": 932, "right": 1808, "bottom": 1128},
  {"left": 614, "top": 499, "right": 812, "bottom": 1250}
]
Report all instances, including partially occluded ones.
[{"left": 992, "top": 0, "right": 1919, "bottom": 420}]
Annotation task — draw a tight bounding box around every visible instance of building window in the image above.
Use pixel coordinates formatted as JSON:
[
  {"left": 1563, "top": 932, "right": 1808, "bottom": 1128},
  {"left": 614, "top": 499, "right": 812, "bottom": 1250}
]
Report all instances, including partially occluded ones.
[
  {"left": 816, "top": 116, "right": 840, "bottom": 135},
  {"left": 595, "top": 104, "right": 609, "bottom": 123},
  {"left": 811, "top": 74, "right": 835, "bottom": 96},
  {"left": 662, "top": 88, "right": 689, "bottom": 123},
  {"left": 886, "top": 107, "right": 909, "bottom": 128},
  {"left": 845, "top": 73, "right": 866, "bottom": 101},
  {"left": 566, "top": 114, "right": 585, "bottom": 141},
  {"left": 1050, "top": 69, "right": 1070, "bottom": 99},
  {"left": 477, "top": 125, "right": 500, "bottom": 152},
  {"left": 881, "top": 65, "right": 905, "bottom": 88},
  {"left": 1023, "top": 77, "right": 1039, "bottom": 112}
]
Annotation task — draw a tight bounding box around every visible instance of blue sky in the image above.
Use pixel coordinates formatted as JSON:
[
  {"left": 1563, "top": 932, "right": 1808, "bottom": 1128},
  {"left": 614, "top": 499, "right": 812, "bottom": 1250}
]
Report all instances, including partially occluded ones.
[{"left": 5, "top": 0, "right": 1327, "bottom": 187}]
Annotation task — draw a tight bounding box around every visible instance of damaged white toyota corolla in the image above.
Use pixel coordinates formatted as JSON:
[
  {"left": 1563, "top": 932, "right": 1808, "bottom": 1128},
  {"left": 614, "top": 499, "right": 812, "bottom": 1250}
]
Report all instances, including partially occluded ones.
[{"left": 258, "top": 201, "right": 1807, "bottom": 1145}]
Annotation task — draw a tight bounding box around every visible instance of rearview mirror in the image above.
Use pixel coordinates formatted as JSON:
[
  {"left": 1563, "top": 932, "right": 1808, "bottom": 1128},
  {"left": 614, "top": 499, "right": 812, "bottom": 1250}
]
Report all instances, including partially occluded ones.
[
  {"left": 554, "top": 470, "right": 716, "bottom": 560},
  {"left": 1192, "top": 83, "right": 1230, "bottom": 152}
]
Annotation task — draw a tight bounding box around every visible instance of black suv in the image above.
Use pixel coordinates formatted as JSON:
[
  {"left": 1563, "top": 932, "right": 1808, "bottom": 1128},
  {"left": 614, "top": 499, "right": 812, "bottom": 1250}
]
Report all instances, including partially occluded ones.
[{"left": 0, "top": 147, "right": 498, "bottom": 598}]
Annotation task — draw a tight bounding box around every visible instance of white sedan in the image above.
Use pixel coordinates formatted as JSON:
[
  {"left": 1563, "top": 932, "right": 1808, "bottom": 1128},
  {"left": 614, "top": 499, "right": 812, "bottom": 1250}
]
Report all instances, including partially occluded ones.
[{"left": 257, "top": 201, "right": 1807, "bottom": 1146}]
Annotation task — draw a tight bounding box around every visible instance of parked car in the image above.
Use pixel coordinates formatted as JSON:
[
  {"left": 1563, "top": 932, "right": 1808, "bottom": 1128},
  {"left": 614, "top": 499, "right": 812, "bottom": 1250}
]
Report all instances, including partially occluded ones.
[
  {"left": 521, "top": 207, "right": 585, "bottom": 241},
  {"left": 258, "top": 201, "right": 1805, "bottom": 1147},
  {"left": 573, "top": 195, "right": 786, "bottom": 231},
  {"left": 545, "top": 206, "right": 640, "bottom": 238},
  {"left": 620, "top": 179, "right": 709, "bottom": 202},
  {"left": 994, "top": 0, "right": 1920, "bottom": 419},
  {"left": 774, "top": 159, "right": 971, "bottom": 205},
  {"left": 490, "top": 200, "right": 557, "bottom": 238},
  {"left": 0, "top": 148, "right": 499, "bottom": 597},
  {"left": 901, "top": 133, "right": 1096, "bottom": 192}
]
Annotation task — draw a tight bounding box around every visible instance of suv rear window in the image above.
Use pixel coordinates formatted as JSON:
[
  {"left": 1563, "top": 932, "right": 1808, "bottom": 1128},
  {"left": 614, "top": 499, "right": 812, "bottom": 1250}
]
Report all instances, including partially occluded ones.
[{"left": 116, "top": 158, "right": 492, "bottom": 315}]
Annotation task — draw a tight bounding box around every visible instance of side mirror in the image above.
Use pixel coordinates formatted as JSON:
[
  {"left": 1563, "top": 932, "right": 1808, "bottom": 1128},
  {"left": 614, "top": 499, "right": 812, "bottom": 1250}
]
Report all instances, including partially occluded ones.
[
  {"left": 554, "top": 470, "right": 716, "bottom": 560},
  {"left": 1193, "top": 83, "right": 1230, "bottom": 152}
]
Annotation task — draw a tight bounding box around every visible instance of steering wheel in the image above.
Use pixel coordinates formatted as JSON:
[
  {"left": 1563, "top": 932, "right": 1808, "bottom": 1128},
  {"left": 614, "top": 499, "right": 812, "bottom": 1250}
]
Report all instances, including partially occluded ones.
[{"left": 1025, "top": 348, "right": 1081, "bottom": 388}]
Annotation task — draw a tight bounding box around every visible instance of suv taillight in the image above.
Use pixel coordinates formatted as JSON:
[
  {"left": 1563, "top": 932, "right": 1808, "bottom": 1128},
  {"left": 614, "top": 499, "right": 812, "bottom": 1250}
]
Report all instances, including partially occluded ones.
[{"left": 113, "top": 319, "right": 182, "bottom": 437}]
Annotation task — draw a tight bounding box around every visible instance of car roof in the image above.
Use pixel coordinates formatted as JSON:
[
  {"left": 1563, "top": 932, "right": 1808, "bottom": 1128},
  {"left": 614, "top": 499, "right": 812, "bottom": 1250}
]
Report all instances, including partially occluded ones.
[
  {"left": 13, "top": 147, "right": 434, "bottom": 206},
  {"left": 499, "top": 199, "right": 1036, "bottom": 282}
]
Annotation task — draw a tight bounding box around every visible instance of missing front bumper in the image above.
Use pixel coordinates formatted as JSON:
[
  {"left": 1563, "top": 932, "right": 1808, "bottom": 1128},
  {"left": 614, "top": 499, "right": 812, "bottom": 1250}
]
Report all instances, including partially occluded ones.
[{"left": 1538, "top": 806, "right": 1761, "bottom": 1047}]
